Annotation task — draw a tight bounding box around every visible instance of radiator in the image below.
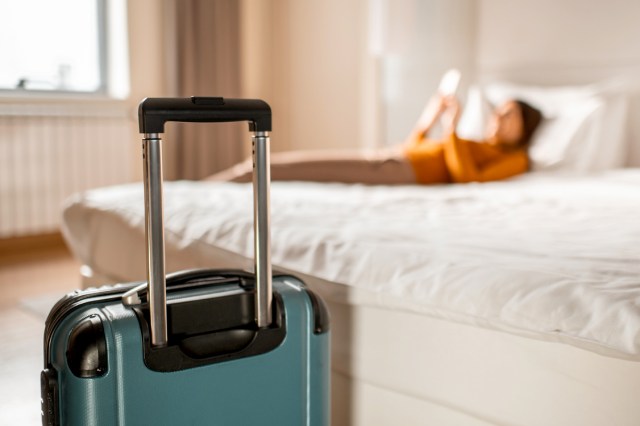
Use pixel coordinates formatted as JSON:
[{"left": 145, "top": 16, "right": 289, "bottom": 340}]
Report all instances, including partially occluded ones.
[{"left": 0, "top": 102, "right": 135, "bottom": 238}]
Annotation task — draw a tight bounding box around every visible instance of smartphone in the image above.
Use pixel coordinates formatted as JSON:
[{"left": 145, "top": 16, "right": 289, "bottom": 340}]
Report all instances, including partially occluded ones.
[{"left": 438, "top": 68, "right": 461, "bottom": 96}]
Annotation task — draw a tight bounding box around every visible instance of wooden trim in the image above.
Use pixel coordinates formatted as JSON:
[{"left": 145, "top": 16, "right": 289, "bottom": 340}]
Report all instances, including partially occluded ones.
[{"left": 0, "top": 232, "right": 68, "bottom": 257}]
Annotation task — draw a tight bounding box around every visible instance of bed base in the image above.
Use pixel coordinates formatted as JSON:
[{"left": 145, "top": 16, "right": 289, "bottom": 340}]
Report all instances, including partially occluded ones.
[{"left": 320, "top": 294, "right": 640, "bottom": 426}]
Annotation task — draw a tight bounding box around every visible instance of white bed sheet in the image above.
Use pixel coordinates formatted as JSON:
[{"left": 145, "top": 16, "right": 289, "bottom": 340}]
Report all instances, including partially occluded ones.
[{"left": 62, "top": 169, "right": 640, "bottom": 359}]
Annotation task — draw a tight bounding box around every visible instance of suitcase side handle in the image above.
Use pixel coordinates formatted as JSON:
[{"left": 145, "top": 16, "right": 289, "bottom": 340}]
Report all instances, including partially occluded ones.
[
  {"left": 138, "top": 97, "right": 271, "bottom": 134},
  {"left": 139, "top": 97, "right": 272, "bottom": 347}
]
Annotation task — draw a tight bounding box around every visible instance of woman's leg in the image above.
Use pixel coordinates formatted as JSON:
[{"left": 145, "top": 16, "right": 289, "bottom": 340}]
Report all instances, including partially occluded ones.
[{"left": 207, "top": 147, "right": 417, "bottom": 185}]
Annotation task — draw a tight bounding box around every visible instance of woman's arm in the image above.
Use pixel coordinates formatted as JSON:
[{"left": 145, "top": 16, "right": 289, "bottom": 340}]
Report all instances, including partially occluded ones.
[
  {"left": 440, "top": 95, "right": 461, "bottom": 135},
  {"left": 404, "top": 94, "right": 446, "bottom": 143},
  {"left": 443, "top": 133, "right": 528, "bottom": 183}
]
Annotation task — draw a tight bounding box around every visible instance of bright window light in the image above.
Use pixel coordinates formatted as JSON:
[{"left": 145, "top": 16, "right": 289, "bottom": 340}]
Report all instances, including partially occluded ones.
[{"left": 0, "top": 0, "right": 105, "bottom": 93}]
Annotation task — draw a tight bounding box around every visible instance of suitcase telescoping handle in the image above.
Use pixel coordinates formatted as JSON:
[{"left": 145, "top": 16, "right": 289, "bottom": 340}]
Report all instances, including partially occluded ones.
[{"left": 138, "top": 97, "right": 272, "bottom": 347}]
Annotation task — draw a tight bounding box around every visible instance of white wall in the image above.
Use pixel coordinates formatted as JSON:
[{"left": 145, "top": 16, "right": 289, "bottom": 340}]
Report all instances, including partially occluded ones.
[
  {"left": 245, "top": 0, "right": 479, "bottom": 150},
  {"left": 285, "top": 0, "right": 368, "bottom": 152},
  {"left": 241, "top": 0, "right": 374, "bottom": 152},
  {"left": 476, "top": 0, "right": 640, "bottom": 77},
  {"left": 380, "top": 0, "right": 477, "bottom": 144},
  {"left": 475, "top": 0, "right": 640, "bottom": 165}
]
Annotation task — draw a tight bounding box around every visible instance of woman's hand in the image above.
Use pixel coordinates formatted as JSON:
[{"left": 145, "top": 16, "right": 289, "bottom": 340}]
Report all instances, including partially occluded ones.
[{"left": 440, "top": 95, "right": 461, "bottom": 135}]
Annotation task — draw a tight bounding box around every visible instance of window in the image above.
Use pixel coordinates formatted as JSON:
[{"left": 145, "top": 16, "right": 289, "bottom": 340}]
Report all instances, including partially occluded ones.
[{"left": 0, "top": 0, "right": 126, "bottom": 95}]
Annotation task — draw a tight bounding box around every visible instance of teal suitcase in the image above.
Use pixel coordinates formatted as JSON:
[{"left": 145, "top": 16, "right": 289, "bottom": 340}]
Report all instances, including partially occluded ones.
[{"left": 41, "top": 98, "right": 330, "bottom": 425}]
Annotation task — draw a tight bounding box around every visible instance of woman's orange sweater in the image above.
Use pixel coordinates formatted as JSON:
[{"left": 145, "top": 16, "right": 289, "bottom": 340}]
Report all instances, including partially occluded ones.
[{"left": 403, "top": 132, "right": 529, "bottom": 184}]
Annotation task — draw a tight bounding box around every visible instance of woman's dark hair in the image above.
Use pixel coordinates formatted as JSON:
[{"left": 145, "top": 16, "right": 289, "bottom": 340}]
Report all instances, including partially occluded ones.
[{"left": 514, "top": 100, "right": 543, "bottom": 147}]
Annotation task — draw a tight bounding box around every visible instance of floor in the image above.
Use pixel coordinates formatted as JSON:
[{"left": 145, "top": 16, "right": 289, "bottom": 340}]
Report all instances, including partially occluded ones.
[{"left": 0, "top": 243, "right": 80, "bottom": 426}]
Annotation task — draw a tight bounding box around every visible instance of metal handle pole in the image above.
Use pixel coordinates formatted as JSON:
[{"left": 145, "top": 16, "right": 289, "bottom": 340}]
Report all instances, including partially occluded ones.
[
  {"left": 142, "top": 133, "right": 168, "bottom": 347},
  {"left": 253, "top": 131, "right": 272, "bottom": 328}
]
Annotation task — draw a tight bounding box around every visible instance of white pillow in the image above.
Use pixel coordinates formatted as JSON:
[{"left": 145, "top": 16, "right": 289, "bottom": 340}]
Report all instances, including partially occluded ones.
[{"left": 457, "top": 82, "right": 629, "bottom": 172}]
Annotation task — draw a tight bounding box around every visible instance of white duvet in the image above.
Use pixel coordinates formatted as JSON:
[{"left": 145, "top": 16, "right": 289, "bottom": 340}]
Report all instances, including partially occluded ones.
[{"left": 62, "top": 170, "right": 640, "bottom": 359}]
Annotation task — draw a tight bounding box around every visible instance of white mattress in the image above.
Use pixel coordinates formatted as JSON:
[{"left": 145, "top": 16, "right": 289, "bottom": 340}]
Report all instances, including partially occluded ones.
[{"left": 62, "top": 169, "right": 640, "bottom": 359}]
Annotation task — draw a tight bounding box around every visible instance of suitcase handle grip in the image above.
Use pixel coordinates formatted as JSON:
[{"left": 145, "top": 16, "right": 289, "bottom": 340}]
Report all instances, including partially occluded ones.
[{"left": 138, "top": 97, "right": 272, "bottom": 134}]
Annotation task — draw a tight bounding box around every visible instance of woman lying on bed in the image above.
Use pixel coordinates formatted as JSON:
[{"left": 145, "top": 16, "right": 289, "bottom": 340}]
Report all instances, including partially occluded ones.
[{"left": 210, "top": 95, "right": 543, "bottom": 185}]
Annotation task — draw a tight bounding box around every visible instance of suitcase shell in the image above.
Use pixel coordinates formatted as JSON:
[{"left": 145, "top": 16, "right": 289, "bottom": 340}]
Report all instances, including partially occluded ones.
[
  {"left": 42, "top": 271, "right": 330, "bottom": 425},
  {"left": 41, "top": 97, "right": 330, "bottom": 425}
]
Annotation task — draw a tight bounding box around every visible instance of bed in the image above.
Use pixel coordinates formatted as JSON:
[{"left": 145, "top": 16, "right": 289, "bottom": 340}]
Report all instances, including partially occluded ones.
[{"left": 60, "top": 81, "right": 640, "bottom": 425}]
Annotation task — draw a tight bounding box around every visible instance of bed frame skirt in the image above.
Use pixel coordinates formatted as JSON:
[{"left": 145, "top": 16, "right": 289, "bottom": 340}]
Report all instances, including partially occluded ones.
[{"left": 316, "top": 286, "right": 640, "bottom": 426}]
